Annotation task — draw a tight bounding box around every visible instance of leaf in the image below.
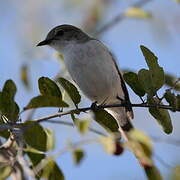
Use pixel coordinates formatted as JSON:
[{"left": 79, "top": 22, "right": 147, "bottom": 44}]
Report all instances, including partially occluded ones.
[
  {"left": 99, "top": 136, "right": 116, "bottom": 154},
  {"left": 148, "top": 97, "right": 173, "bottom": 134},
  {"left": 27, "top": 151, "right": 45, "bottom": 166},
  {"left": 125, "top": 7, "right": 152, "bottom": 19},
  {"left": 123, "top": 72, "right": 145, "bottom": 96},
  {"left": 176, "top": 95, "right": 180, "bottom": 110},
  {"left": 94, "top": 109, "right": 119, "bottom": 133},
  {"left": 144, "top": 165, "right": 163, "bottom": 180},
  {"left": 39, "top": 77, "right": 62, "bottom": 98},
  {"left": 164, "top": 90, "right": 177, "bottom": 110},
  {"left": 140, "top": 45, "right": 165, "bottom": 92},
  {"left": 129, "top": 129, "right": 153, "bottom": 157},
  {"left": 24, "top": 95, "right": 68, "bottom": 110},
  {"left": 165, "top": 74, "right": 180, "bottom": 91},
  {"left": 58, "top": 77, "right": 81, "bottom": 105},
  {"left": 0, "top": 165, "right": 12, "bottom": 180},
  {"left": 73, "top": 149, "right": 84, "bottom": 165},
  {"left": 2, "top": 80, "right": 17, "bottom": 99},
  {"left": 0, "top": 117, "right": 10, "bottom": 138},
  {"left": 23, "top": 121, "right": 54, "bottom": 152},
  {"left": 138, "top": 69, "right": 155, "bottom": 96},
  {"left": 41, "top": 159, "right": 64, "bottom": 180},
  {"left": 171, "top": 165, "right": 180, "bottom": 180},
  {"left": 77, "top": 119, "right": 90, "bottom": 135},
  {"left": 20, "top": 64, "right": 30, "bottom": 90},
  {"left": 0, "top": 80, "right": 19, "bottom": 122}
]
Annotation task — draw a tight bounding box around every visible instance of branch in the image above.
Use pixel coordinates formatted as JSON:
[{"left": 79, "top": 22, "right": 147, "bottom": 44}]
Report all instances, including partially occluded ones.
[
  {"left": 31, "top": 102, "right": 179, "bottom": 124},
  {"left": 45, "top": 119, "right": 107, "bottom": 136},
  {"left": 96, "top": 0, "right": 152, "bottom": 35}
]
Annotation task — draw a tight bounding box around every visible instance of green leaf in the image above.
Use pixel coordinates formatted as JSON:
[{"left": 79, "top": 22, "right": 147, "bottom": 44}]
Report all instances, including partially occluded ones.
[
  {"left": 24, "top": 95, "right": 68, "bottom": 110},
  {"left": 138, "top": 69, "right": 155, "bottom": 96},
  {"left": 0, "top": 165, "right": 12, "bottom": 180},
  {"left": 140, "top": 45, "right": 165, "bottom": 92},
  {"left": 77, "top": 119, "right": 90, "bottom": 134},
  {"left": 0, "top": 80, "right": 19, "bottom": 122},
  {"left": 27, "top": 151, "right": 45, "bottom": 166},
  {"left": 144, "top": 165, "right": 163, "bottom": 180},
  {"left": 20, "top": 64, "right": 30, "bottom": 90},
  {"left": 165, "top": 74, "right": 180, "bottom": 91},
  {"left": 23, "top": 121, "right": 54, "bottom": 152},
  {"left": 58, "top": 77, "right": 81, "bottom": 105},
  {"left": 125, "top": 7, "right": 152, "bottom": 19},
  {"left": 164, "top": 90, "right": 177, "bottom": 110},
  {"left": 176, "top": 95, "right": 180, "bottom": 110},
  {"left": 123, "top": 72, "right": 145, "bottom": 96},
  {"left": 99, "top": 136, "right": 116, "bottom": 154},
  {"left": 73, "top": 149, "right": 84, "bottom": 165},
  {"left": 41, "top": 159, "right": 64, "bottom": 180},
  {"left": 148, "top": 97, "right": 173, "bottom": 134},
  {"left": 129, "top": 129, "right": 153, "bottom": 157},
  {"left": 0, "top": 117, "right": 10, "bottom": 138},
  {"left": 171, "top": 165, "right": 180, "bottom": 180},
  {"left": 38, "top": 77, "right": 62, "bottom": 98},
  {"left": 2, "top": 80, "right": 17, "bottom": 99},
  {"left": 94, "top": 109, "right": 119, "bottom": 133}
]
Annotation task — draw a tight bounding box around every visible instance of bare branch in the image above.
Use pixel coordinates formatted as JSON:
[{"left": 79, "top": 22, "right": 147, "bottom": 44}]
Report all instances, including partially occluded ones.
[
  {"left": 96, "top": 0, "right": 152, "bottom": 35},
  {"left": 45, "top": 119, "right": 107, "bottom": 136}
]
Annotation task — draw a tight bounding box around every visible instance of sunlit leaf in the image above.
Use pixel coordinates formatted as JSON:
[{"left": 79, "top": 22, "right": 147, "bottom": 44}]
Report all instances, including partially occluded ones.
[
  {"left": 129, "top": 129, "right": 152, "bottom": 157},
  {"left": 0, "top": 165, "right": 12, "bottom": 180},
  {"left": 125, "top": 7, "right": 151, "bottom": 19},
  {"left": 23, "top": 121, "right": 54, "bottom": 152},
  {"left": 94, "top": 109, "right": 119, "bottom": 133},
  {"left": 123, "top": 72, "right": 145, "bottom": 96},
  {"left": 145, "top": 165, "right": 163, "bottom": 180},
  {"left": 77, "top": 119, "right": 90, "bottom": 135},
  {"left": 24, "top": 95, "right": 68, "bottom": 110},
  {"left": 41, "top": 159, "right": 64, "bottom": 180},
  {"left": 20, "top": 64, "right": 30, "bottom": 90},
  {"left": 171, "top": 165, "right": 180, "bottom": 180},
  {"left": 73, "top": 149, "right": 84, "bottom": 165},
  {"left": 148, "top": 97, "right": 173, "bottom": 134},
  {"left": 39, "top": 77, "right": 62, "bottom": 98},
  {"left": 140, "top": 45, "right": 165, "bottom": 92},
  {"left": 58, "top": 77, "right": 81, "bottom": 105},
  {"left": 99, "top": 136, "right": 116, "bottom": 154}
]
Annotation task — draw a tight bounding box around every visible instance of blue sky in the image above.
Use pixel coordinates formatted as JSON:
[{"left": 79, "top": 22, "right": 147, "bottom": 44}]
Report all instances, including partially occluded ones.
[{"left": 1, "top": 0, "right": 180, "bottom": 179}]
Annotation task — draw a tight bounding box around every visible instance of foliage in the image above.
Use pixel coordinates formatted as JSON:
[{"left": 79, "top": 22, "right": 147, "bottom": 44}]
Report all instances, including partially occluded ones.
[{"left": 0, "top": 38, "right": 180, "bottom": 180}]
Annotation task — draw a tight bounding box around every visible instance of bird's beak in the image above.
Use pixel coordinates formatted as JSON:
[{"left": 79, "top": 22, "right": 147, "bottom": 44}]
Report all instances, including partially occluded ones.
[{"left": 36, "top": 39, "right": 51, "bottom": 46}]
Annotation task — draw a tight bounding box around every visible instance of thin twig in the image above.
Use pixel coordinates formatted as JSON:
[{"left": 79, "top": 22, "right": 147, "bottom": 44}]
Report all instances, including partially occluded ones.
[
  {"left": 151, "top": 136, "right": 180, "bottom": 147},
  {"left": 95, "top": 0, "right": 152, "bottom": 35},
  {"left": 45, "top": 119, "right": 107, "bottom": 136}
]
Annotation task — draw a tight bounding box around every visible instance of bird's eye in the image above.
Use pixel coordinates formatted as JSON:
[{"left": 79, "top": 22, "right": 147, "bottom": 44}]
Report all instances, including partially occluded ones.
[{"left": 56, "top": 29, "right": 64, "bottom": 36}]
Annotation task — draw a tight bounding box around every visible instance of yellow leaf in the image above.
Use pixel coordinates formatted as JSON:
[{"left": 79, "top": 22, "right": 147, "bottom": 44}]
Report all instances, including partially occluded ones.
[
  {"left": 99, "top": 136, "right": 116, "bottom": 154},
  {"left": 125, "top": 7, "right": 152, "bottom": 19}
]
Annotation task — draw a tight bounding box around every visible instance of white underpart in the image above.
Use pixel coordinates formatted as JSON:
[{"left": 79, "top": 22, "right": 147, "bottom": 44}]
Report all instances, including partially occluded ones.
[{"left": 52, "top": 39, "right": 129, "bottom": 127}]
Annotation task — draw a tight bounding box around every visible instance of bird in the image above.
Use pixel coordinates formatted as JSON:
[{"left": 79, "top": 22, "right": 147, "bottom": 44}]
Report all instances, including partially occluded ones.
[{"left": 37, "top": 24, "right": 134, "bottom": 133}]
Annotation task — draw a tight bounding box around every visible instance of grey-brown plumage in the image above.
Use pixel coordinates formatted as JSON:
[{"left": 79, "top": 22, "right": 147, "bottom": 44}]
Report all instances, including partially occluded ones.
[{"left": 37, "top": 24, "right": 134, "bottom": 131}]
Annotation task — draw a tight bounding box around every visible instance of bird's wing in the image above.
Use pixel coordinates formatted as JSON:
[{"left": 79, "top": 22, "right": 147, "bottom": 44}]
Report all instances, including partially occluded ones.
[{"left": 108, "top": 50, "right": 134, "bottom": 120}]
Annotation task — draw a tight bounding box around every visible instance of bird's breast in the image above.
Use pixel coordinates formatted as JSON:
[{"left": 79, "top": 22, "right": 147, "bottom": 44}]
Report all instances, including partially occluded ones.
[{"left": 63, "top": 40, "right": 122, "bottom": 103}]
